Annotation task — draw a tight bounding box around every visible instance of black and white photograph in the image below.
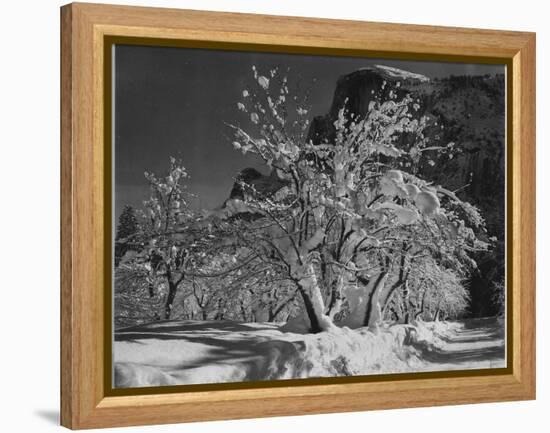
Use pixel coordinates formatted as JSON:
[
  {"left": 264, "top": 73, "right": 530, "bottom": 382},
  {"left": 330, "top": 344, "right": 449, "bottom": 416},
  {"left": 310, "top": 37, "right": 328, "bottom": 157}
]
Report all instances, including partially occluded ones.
[{"left": 112, "top": 45, "right": 507, "bottom": 389}]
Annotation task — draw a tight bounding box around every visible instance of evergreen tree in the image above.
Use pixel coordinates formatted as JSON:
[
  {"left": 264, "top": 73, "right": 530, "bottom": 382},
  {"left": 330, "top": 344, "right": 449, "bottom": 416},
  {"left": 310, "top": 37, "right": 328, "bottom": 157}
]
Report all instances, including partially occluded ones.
[{"left": 114, "top": 205, "right": 139, "bottom": 267}]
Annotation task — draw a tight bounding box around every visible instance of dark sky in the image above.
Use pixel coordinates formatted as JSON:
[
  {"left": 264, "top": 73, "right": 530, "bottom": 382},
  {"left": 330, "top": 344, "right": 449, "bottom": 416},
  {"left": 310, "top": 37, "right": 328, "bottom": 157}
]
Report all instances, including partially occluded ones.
[{"left": 114, "top": 44, "right": 504, "bottom": 220}]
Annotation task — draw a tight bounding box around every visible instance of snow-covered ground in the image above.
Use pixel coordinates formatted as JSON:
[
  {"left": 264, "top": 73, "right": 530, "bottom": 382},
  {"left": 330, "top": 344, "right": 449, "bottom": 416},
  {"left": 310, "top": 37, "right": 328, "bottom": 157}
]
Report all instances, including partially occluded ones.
[{"left": 113, "top": 317, "right": 505, "bottom": 388}]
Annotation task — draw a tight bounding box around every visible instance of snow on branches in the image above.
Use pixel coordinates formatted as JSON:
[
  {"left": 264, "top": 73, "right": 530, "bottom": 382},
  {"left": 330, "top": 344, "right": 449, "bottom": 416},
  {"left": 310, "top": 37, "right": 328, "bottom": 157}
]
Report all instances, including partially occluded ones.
[
  {"left": 115, "top": 66, "right": 491, "bottom": 333},
  {"left": 222, "top": 66, "right": 489, "bottom": 332}
]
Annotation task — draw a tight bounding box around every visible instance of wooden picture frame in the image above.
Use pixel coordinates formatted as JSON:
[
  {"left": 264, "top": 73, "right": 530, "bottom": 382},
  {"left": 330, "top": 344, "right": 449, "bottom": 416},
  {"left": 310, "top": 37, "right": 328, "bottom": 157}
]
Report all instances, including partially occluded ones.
[{"left": 60, "top": 2, "right": 535, "bottom": 429}]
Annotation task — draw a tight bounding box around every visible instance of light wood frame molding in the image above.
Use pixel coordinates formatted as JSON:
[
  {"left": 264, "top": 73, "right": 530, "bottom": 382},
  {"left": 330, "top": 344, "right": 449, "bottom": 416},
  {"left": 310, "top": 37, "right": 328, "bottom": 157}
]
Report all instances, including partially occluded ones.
[{"left": 60, "top": 2, "right": 535, "bottom": 429}]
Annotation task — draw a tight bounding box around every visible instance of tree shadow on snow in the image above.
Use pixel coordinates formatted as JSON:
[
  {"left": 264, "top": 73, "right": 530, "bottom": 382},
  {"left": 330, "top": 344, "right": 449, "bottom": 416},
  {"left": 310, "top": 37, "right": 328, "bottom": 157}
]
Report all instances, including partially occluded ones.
[
  {"left": 113, "top": 321, "right": 307, "bottom": 386},
  {"left": 115, "top": 320, "right": 276, "bottom": 335},
  {"left": 114, "top": 320, "right": 305, "bottom": 378},
  {"left": 414, "top": 317, "right": 505, "bottom": 365},
  {"left": 418, "top": 344, "right": 505, "bottom": 364}
]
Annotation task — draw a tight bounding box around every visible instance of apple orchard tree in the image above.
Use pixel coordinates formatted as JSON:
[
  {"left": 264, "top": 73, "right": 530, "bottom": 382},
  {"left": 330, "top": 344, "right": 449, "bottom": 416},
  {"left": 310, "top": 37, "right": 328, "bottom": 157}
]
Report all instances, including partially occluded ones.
[
  {"left": 221, "top": 67, "right": 489, "bottom": 333},
  {"left": 115, "top": 157, "right": 298, "bottom": 324}
]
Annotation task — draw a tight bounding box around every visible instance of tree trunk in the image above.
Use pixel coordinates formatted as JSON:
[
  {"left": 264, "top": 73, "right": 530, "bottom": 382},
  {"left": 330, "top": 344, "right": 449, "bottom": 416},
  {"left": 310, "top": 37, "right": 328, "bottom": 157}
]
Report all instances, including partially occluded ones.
[
  {"left": 214, "top": 299, "right": 225, "bottom": 320},
  {"left": 381, "top": 275, "right": 408, "bottom": 319},
  {"left": 415, "top": 289, "right": 427, "bottom": 320},
  {"left": 433, "top": 303, "right": 441, "bottom": 321},
  {"left": 401, "top": 280, "right": 412, "bottom": 324},
  {"left": 328, "top": 297, "right": 343, "bottom": 320},
  {"left": 326, "top": 275, "right": 345, "bottom": 319},
  {"left": 364, "top": 272, "right": 389, "bottom": 327},
  {"left": 338, "top": 271, "right": 387, "bottom": 329},
  {"left": 162, "top": 281, "right": 178, "bottom": 320},
  {"left": 240, "top": 300, "right": 248, "bottom": 322},
  {"left": 380, "top": 255, "right": 409, "bottom": 324},
  {"left": 296, "top": 263, "right": 336, "bottom": 333},
  {"left": 297, "top": 285, "right": 322, "bottom": 333}
]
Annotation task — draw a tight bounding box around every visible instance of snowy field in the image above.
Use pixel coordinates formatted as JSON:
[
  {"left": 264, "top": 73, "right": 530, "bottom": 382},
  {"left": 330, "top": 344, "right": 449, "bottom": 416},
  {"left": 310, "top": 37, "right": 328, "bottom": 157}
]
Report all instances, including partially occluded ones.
[{"left": 114, "top": 317, "right": 505, "bottom": 388}]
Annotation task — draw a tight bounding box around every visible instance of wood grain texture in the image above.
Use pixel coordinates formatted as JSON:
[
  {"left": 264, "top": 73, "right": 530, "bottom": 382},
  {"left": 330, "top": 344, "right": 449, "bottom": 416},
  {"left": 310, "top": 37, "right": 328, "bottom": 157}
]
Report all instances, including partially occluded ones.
[
  {"left": 60, "top": 4, "right": 73, "bottom": 429},
  {"left": 513, "top": 33, "right": 536, "bottom": 395},
  {"left": 60, "top": 2, "right": 536, "bottom": 429}
]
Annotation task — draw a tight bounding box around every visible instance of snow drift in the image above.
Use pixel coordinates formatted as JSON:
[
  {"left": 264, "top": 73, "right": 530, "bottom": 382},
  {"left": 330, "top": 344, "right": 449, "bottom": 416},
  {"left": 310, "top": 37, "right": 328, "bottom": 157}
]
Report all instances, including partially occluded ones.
[{"left": 114, "top": 318, "right": 504, "bottom": 388}]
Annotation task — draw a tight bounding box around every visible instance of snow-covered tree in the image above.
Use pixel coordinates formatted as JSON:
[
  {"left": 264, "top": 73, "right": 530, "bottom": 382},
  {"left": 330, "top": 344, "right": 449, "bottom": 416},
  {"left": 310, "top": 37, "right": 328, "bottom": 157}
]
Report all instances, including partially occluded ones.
[
  {"left": 383, "top": 255, "right": 469, "bottom": 322},
  {"left": 222, "top": 67, "right": 488, "bottom": 332},
  {"left": 115, "top": 158, "right": 206, "bottom": 320},
  {"left": 115, "top": 158, "right": 278, "bottom": 323}
]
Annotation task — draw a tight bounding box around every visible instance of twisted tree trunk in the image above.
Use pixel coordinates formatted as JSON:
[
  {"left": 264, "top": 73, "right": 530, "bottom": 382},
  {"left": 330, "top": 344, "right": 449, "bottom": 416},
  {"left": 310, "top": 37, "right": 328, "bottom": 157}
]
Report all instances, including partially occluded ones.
[{"left": 296, "top": 263, "right": 336, "bottom": 333}]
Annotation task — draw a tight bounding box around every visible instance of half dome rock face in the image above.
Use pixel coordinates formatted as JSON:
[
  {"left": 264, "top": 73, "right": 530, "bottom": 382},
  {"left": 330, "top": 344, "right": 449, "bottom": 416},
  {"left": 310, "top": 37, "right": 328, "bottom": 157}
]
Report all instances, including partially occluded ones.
[
  {"left": 307, "top": 66, "right": 504, "bottom": 232},
  {"left": 373, "top": 65, "right": 430, "bottom": 83},
  {"left": 328, "top": 66, "right": 429, "bottom": 117},
  {"left": 307, "top": 66, "right": 430, "bottom": 146}
]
